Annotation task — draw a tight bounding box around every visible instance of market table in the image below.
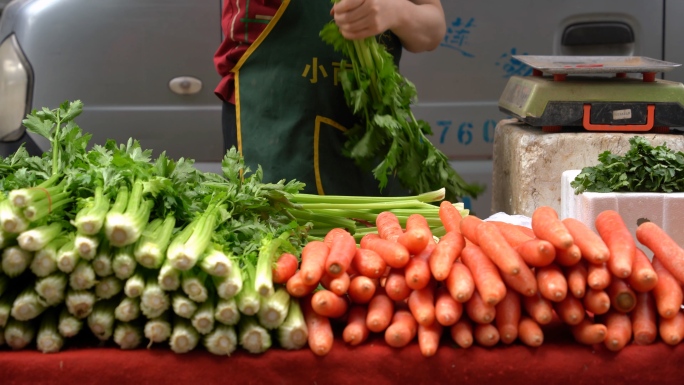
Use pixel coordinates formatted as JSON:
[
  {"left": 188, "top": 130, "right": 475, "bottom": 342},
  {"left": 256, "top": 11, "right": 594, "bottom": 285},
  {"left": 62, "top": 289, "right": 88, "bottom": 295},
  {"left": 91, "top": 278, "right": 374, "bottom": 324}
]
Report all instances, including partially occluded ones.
[{"left": 1, "top": 322, "right": 683, "bottom": 385}]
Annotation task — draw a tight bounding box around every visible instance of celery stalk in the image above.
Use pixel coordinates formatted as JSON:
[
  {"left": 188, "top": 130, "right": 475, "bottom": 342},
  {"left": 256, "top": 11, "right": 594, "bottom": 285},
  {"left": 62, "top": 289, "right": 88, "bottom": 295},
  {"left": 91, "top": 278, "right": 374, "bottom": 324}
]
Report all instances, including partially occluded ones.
[
  {"left": 37, "top": 308, "right": 64, "bottom": 353},
  {"left": 4, "top": 318, "right": 35, "bottom": 350},
  {"left": 2, "top": 246, "right": 33, "bottom": 277},
  {"left": 169, "top": 317, "right": 200, "bottom": 354},
  {"left": 17, "top": 222, "right": 63, "bottom": 251},
  {"left": 258, "top": 287, "right": 291, "bottom": 329},
  {"left": 214, "top": 297, "right": 240, "bottom": 326},
  {"left": 115, "top": 296, "right": 141, "bottom": 322},
  {"left": 11, "top": 286, "right": 47, "bottom": 321},
  {"left": 35, "top": 272, "right": 68, "bottom": 306},
  {"left": 58, "top": 306, "right": 83, "bottom": 338},
  {"left": 204, "top": 324, "right": 237, "bottom": 356},
  {"left": 69, "top": 260, "right": 97, "bottom": 290},
  {"left": 94, "top": 276, "right": 123, "bottom": 300},
  {"left": 113, "top": 321, "right": 143, "bottom": 350},
  {"left": 277, "top": 299, "right": 308, "bottom": 350},
  {"left": 144, "top": 311, "right": 172, "bottom": 347},
  {"left": 172, "top": 292, "right": 198, "bottom": 319},
  {"left": 191, "top": 298, "right": 215, "bottom": 335},
  {"left": 66, "top": 289, "right": 97, "bottom": 319},
  {"left": 238, "top": 316, "right": 271, "bottom": 354}
]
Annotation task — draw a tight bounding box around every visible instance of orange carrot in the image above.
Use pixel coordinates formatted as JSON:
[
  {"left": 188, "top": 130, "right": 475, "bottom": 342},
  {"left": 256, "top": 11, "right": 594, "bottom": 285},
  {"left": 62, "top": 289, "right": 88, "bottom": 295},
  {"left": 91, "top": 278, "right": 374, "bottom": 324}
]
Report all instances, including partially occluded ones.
[
  {"left": 460, "top": 243, "right": 507, "bottom": 305},
  {"left": 385, "top": 309, "right": 418, "bottom": 348},
  {"left": 651, "top": 256, "right": 684, "bottom": 319},
  {"left": 636, "top": 221, "right": 684, "bottom": 283},
  {"left": 631, "top": 291, "right": 657, "bottom": 346},
  {"left": 360, "top": 234, "right": 410, "bottom": 269},
  {"left": 404, "top": 242, "right": 435, "bottom": 290},
  {"left": 490, "top": 221, "right": 533, "bottom": 248},
  {"left": 300, "top": 241, "right": 330, "bottom": 285},
  {"left": 561, "top": 217, "right": 610, "bottom": 264},
  {"left": 320, "top": 271, "right": 350, "bottom": 296},
  {"left": 474, "top": 323, "right": 500, "bottom": 347},
  {"left": 570, "top": 318, "right": 607, "bottom": 345},
  {"left": 397, "top": 214, "right": 432, "bottom": 255},
  {"left": 565, "top": 262, "right": 587, "bottom": 298},
  {"left": 522, "top": 292, "right": 554, "bottom": 325},
  {"left": 536, "top": 264, "right": 568, "bottom": 302},
  {"left": 445, "top": 260, "right": 475, "bottom": 303},
  {"left": 450, "top": 318, "right": 474, "bottom": 349},
  {"left": 500, "top": 265, "right": 538, "bottom": 298},
  {"left": 459, "top": 215, "right": 483, "bottom": 245},
  {"left": 583, "top": 289, "right": 611, "bottom": 316},
  {"left": 366, "top": 291, "right": 394, "bottom": 333},
  {"left": 531, "top": 206, "right": 573, "bottom": 250},
  {"left": 554, "top": 294, "right": 585, "bottom": 325},
  {"left": 595, "top": 210, "right": 635, "bottom": 278},
  {"left": 342, "top": 305, "right": 370, "bottom": 346},
  {"left": 439, "top": 201, "right": 464, "bottom": 234},
  {"left": 495, "top": 290, "right": 521, "bottom": 344},
  {"left": 607, "top": 278, "right": 637, "bottom": 313},
  {"left": 324, "top": 229, "right": 357, "bottom": 277},
  {"left": 587, "top": 263, "right": 612, "bottom": 290},
  {"left": 376, "top": 211, "right": 404, "bottom": 243},
  {"left": 408, "top": 285, "right": 436, "bottom": 327},
  {"left": 518, "top": 316, "right": 544, "bottom": 347},
  {"left": 347, "top": 275, "right": 377, "bottom": 304},
  {"left": 272, "top": 253, "right": 299, "bottom": 284},
  {"left": 627, "top": 248, "right": 658, "bottom": 293},
  {"left": 385, "top": 268, "right": 412, "bottom": 302},
  {"left": 465, "top": 290, "right": 496, "bottom": 325},
  {"left": 515, "top": 238, "right": 556, "bottom": 267},
  {"left": 602, "top": 310, "right": 632, "bottom": 352},
  {"left": 659, "top": 311, "right": 684, "bottom": 346},
  {"left": 323, "top": 227, "right": 349, "bottom": 246},
  {"left": 311, "top": 289, "right": 348, "bottom": 319},
  {"left": 352, "top": 248, "right": 387, "bottom": 279},
  {"left": 476, "top": 221, "right": 524, "bottom": 276},
  {"left": 285, "top": 270, "right": 318, "bottom": 298},
  {"left": 554, "top": 244, "right": 582, "bottom": 267},
  {"left": 429, "top": 231, "right": 465, "bottom": 281},
  {"left": 303, "top": 296, "right": 334, "bottom": 356},
  {"left": 418, "top": 322, "right": 443, "bottom": 357},
  {"left": 435, "top": 286, "right": 463, "bottom": 327}
]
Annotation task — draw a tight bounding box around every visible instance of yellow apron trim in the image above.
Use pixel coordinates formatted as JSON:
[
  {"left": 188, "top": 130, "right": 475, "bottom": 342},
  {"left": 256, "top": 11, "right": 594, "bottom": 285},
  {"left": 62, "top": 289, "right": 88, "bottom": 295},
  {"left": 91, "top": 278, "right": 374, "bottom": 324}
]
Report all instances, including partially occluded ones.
[
  {"left": 233, "top": 0, "right": 290, "bottom": 156},
  {"left": 314, "top": 116, "right": 347, "bottom": 195}
]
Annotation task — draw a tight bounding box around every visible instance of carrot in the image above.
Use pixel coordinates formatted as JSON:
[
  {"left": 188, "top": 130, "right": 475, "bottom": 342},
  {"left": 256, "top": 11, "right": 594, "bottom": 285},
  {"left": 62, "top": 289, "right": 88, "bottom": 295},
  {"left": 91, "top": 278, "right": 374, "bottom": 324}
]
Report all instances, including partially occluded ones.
[
  {"left": 385, "top": 309, "right": 418, "bottom": 348},
  {"left": 435, "top": 286, "right": 463, "bottom": 327},
  {"left": 490, "top": 221, "right": 533, "bottom": 247},
  {"left": 565, "top": 262, "right": 587, "bottom": 298},
  {"left": 554, "top": 294, "right": 585, "bottom": 326},
  {"left": 500, "top": 265, "right": 538, "bottom": 298},
  {"left": 342, "top": 305, "right": 370, "bottom": 346},
  {"left": 570, "top": 318, "right": 607, "bottom": 345},
  {"left": 554, "top": 244, "right": 582, "bottom": 267},
  {"left": 495, "top": 290, "right": 521, "bottom": 344},
  {"left": 324, "top": 229, "right": 357, "bottom": 277},
  {"left": 514, "top": 238, "right": 556, "bottom": 267},
  {"left": 352, "top": 248, "right": 387, "bottom": 279},
  {"left": 522, "top": 292, "right": 554, "bottom": 325},
  {"left": 360, "top": 234, "right": 410, "bottom": 269},
  {"left": 518, "top": 316, "right": 544, "bottom": 347},
  {"left": 450, "top": 318, "right": 474, "bottom": 348},
  {"left": 459, "top": 215, "right": 483, "bottom": 245},
  {"left": 302, "top": 296, "right": 334, "bottom": 356},
  {"left": 636, "top": 221, "right": 684, "bottom": 283},
  {"left": 476, "top": 221, "right": 524, "bottom": 276},
  {"left": 627, "top": 248, "right": 658, "bottom": 293},
  {"left": 300, "top": 241, "right": 330, "bottom": 285},
  {"left": 311, "top": 289, "right": 348, "bottom": 319},
  {"left": 460, "top": 243, "right": 507, "bottom": 306},
  {"left": 536, "top": 264, "right": 568, "bottom": 302},
  {"left": 659, "top": 311, "right": 684, "bottom": 346},
  {"left": 323, "top": 227, "right": 349, "bottom": 246},
  {"left": 607, "top": 278, "right": 637, "bottom": 313},
  {"left": 384, "top": 268, "right": 412, "bottom": 302},
  {"left": 582, "top": 289, "right": 611, "bottom": 316},
  {"left": 429, "top": 231, "right": 465, "bottom": 281},
  {"left": 404, "top": 242, "right": 435, "bottom": 290},
  {"left": 418, "top": 322, "right": 443, "bottom": 357},
  {"left": 376, "top": 211, "right": 404, "bottom": 242},
  {"left": 465, "top": 290, "right": 496, "bottom": 324},
  {"left": 445, "top": 259, "right": 475, "bottom": 303},
  {"left": 474, "top": 323, "right": 500, "bottom": 347},
  {"left": 320, "top": 271, "right": 350, "bottom": 296},
  {"left": 347, "top": 275, "right": 377, "bottom": 304},
  {"left": 651, "top": 256, "right": 684, "bottom": 319},
  {"left": 602, "top": 310, "right": 632, "bottom": 352},
  {"left": 587, "top": 263, "right": 612, "bottom": 290},
  {"left": 408, "top": 285, "right": 436, "bottom": 327},
  {"left": 531, "top": 206, "right": 573, "bottom": 250},
  {"left": 285, "top": 270, "right": 318, "bottom": 298},
  {"left": 272, "top": 253, "right": 299, "bottom": 284},
  {"left": 561, "top": 217, "right": 610, "bottom": 264},
  {"left": 366, "top": 291, "right": 394, "bottom": 333},
  {"left": 439, "top": 201, "right": 464, "bottom": 234},
  {"left": 631, "top": 291, "right": 657, "bottom": 346},
  {"left": 595, "top": 210, "right": 635, "bottom": 278},
  {"left": 397, "top": 214, "right": 432, "bottom": 254}
]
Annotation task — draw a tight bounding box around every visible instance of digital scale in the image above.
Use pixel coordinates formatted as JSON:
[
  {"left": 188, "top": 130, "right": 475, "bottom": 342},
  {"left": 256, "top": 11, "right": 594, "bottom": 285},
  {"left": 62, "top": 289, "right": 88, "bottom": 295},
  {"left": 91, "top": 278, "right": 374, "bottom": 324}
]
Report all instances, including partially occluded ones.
[{"left": 498, "top": 56, "right": 684, "bottom": 133}]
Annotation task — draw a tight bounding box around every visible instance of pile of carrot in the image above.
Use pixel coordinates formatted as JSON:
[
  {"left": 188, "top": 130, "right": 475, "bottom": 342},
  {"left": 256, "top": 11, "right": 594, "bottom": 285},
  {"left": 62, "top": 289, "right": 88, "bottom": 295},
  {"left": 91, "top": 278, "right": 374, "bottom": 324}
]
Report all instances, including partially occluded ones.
[{"left": 275, "top": 202, "right": 684, "bottom": 357}]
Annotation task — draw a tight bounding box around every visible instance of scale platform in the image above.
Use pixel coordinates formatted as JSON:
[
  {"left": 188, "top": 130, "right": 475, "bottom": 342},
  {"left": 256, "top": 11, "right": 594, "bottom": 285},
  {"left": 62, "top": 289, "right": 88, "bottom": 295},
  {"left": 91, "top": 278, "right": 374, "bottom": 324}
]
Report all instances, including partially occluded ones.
[{"left": 498, "top": 56, "right": 684, "bottom": 132}]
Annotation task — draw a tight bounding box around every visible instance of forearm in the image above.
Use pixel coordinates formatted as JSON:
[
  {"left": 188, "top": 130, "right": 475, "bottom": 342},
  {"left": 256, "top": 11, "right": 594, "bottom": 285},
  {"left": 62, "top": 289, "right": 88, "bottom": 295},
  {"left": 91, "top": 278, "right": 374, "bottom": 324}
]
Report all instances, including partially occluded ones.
[{"left": 391, "top": 0, "right": 445, "bottom": 53}]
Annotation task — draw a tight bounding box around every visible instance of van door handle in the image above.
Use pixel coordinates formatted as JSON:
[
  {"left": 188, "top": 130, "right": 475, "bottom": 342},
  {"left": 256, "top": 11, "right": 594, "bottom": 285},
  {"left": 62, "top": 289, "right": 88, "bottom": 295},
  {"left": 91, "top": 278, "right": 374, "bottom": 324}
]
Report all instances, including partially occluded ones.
[
  {"left": 562, "top": 22, "right": 635, "bottom": 46},
  {"left": 169, "top": 76, "right": 203, "bottom": 95}
]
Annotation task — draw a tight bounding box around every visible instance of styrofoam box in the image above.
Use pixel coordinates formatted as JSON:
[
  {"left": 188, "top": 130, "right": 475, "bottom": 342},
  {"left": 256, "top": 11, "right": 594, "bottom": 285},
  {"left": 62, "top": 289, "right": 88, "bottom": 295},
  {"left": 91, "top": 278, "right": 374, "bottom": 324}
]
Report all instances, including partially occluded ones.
[{"left": 561, "top": 170, "right": 684, "bottom": 258}]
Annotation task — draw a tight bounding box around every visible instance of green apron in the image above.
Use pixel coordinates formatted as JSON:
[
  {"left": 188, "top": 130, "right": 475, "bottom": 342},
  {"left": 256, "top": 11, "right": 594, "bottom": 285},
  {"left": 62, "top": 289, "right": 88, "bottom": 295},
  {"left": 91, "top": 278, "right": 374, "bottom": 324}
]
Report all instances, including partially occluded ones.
[{"left": 232, "top": 0, "right": 407, "bottom": 196}]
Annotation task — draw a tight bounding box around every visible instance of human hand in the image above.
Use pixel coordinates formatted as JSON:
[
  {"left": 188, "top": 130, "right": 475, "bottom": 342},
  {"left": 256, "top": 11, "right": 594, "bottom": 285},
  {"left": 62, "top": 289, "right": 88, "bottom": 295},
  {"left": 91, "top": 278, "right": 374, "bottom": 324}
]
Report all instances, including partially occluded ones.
[{"left": 331, "top": 0, "right": 399, "bottom": 40}]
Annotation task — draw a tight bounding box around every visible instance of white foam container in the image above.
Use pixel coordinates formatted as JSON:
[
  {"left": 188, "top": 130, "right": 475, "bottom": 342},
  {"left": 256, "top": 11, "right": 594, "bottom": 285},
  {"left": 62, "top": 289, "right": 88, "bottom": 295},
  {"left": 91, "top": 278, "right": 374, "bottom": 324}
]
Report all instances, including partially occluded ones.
[{"left": 561, "top": 170, "right": 684, "bottom": 257}]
